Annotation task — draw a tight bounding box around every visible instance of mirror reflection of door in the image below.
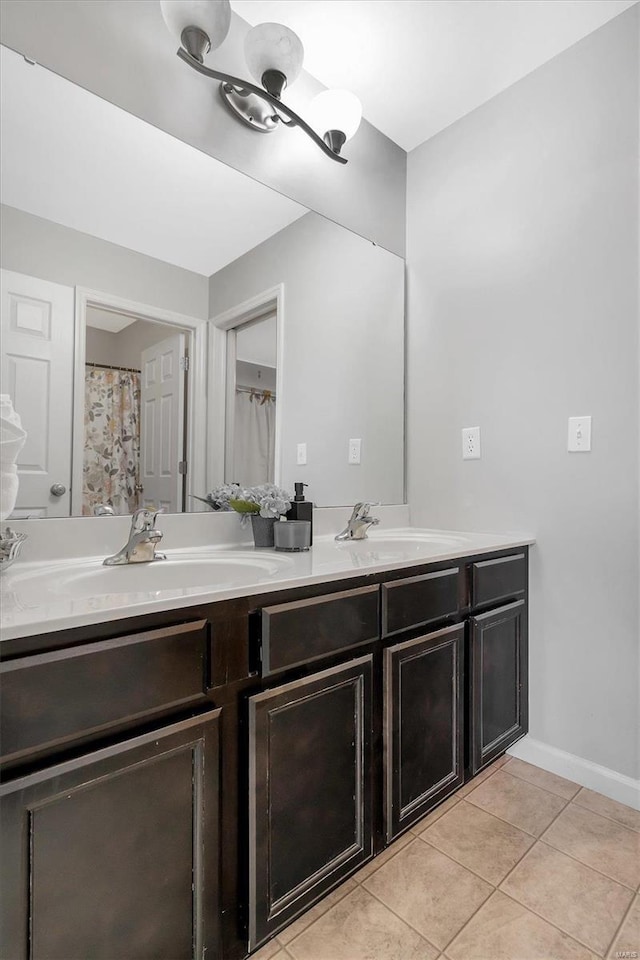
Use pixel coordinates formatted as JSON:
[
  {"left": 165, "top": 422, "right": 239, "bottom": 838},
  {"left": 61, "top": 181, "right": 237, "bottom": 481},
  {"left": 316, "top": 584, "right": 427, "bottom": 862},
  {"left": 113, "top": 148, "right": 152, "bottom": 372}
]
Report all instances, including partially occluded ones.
[
  {"left": 225, "top": 312, "right": 277, "bottom": 487},
  {"left": 83, "top": 308, "right": 189, "bottom": 516},
  {"left": 0, "top": 269, "right": 74, "bottom": 518},
  {"left": 140, "top": 332, "right": 186, "bottom": 514}
]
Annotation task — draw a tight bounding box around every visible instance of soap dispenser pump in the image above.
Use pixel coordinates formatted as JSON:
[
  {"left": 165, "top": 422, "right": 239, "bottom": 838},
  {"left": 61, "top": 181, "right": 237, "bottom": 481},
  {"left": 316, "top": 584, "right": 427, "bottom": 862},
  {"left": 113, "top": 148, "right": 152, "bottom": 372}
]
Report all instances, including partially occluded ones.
[{"left": 286, "top": 482, "right": 313, "bottom": 545}]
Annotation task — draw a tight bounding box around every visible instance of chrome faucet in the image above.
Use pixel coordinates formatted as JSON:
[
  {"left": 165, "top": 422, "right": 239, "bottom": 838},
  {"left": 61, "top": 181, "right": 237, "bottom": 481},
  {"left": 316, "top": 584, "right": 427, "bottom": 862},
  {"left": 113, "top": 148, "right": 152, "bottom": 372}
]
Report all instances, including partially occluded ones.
[
  {"left": 335, "top": 502, "right": 380, "bottom": 541},
  {"left": 103, "top": 508, "right": 166, "bottom": 565}
]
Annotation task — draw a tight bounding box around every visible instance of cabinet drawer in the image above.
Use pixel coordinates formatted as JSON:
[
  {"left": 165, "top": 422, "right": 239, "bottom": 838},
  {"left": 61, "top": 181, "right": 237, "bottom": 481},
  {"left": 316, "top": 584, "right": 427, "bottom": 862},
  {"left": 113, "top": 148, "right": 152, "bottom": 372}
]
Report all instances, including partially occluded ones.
[
  {"left": 261, "top": 585, "right": 379, "bottom": 677},
  {"left": 381, "top": 568, "right": 460, "bottom": 638},
  {"left": 0, "top": 620, "right": 208, "bottom": 763},
  {"left": 471, "top": 554, "right": 526, "bottom": 609}
]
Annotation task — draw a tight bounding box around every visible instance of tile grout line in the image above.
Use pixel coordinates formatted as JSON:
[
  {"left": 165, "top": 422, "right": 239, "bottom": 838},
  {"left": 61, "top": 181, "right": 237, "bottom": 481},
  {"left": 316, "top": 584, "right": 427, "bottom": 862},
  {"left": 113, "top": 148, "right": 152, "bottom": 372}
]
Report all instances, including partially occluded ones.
[
  {"left": 549, "top": 791, "right": 640, "bottom": 890},
  {"left": 352, "top": 835, "right": 414, "bottom": 885},
  {"left": 276, "top": 879, "right": 358, "bottom": 950},
  {"left": 501, "top": 761, "right": 582, "bottom": 802},
  {"left": 570, "top": 792, "right": 640, "bottom": 835},
  {"left": 493, "top": 821, "right": 635, "bottom": 957},
  {"left": 284, "top": 759, "right": 635, "bottom": 960},
  {"left": 359, "top": 857, "right": 450, "bottom": 956},
  {"left": 464, "top": 783, "right": 571, "bottom": 839},
  {"left": 415, "top": 823, "right": 534, "bottom": 890},
  {"left": 466, "top": 765, "right": 575, "bottom": 807},
  {"left": 365, "top": 835, "right": 499, "bottom": 955},
  {"left": 566, "top": 794, "right": 640, "bottom": 838},
  {"left": 495, "top": 789, "right": 583, "bottom": 886},
  {"left": 490, "top": 888, "right": 611, "bottom": 959},
  {"left": 423, "top": 829, "right": 552, "bottom": 957},
  {"left": 475, "top": 791, "right": 627, "bottom": 956},
  {"left": 434, "top": 880, "right": 498, "bottom": 956},
  {"left": 357, "top": 761, "right": 553, "bottom": 956},
  {"left": 602, "top": 886, "right": 639, "bottom": 959},
  {"left": 536, "top": 831, "right": 639, "bottom": 892}
]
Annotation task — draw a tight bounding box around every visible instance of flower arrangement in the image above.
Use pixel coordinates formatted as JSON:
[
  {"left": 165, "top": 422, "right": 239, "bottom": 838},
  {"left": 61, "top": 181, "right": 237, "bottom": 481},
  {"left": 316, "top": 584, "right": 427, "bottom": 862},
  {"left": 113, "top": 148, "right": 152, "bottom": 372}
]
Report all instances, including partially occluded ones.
[
  {"left": 194, "top": 483, "right": 292, "bottom": 521},
  {"left": 191, "top": 483, "right": 242, "bottom": 512},
  {"left": 229, "top": 484, "right": 292, "bottom": 520}
]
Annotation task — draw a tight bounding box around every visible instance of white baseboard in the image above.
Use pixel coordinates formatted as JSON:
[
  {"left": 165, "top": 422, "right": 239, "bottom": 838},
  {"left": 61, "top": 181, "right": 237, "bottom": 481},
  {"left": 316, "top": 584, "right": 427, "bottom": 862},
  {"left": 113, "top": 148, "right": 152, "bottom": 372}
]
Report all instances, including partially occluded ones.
[{"left": 507, "top": 736, "right": 640, "bottom": 811}]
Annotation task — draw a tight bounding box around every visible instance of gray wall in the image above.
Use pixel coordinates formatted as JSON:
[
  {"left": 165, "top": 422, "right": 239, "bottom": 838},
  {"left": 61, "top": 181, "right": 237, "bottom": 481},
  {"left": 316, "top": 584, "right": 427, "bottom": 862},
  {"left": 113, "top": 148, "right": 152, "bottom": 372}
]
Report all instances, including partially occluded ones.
[
  {"left": 86, "top": 317, "right": 183, "bottom": 369},
  {"left": 1, "top": 205, "right": 209, "bottom": 318},
  {"left": 211, "top": 212, "right": 405, "bottom": 506},
  {"left": 0, "top": 1, "right": 406, "bottom": 257},
  {"left": 407, "top": 8, "right": 639, "bottom": 779}
]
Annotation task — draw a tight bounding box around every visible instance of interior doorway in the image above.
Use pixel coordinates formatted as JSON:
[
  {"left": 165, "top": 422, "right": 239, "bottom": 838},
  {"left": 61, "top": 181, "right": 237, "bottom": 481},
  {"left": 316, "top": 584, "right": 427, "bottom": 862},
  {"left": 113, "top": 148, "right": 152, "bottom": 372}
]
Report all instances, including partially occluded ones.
[
  {"left": 208, "top": 284, "right": 284, "bottom": 493},
  {"left": 73, "top": 288, "right": 205, "bottom": 516}
]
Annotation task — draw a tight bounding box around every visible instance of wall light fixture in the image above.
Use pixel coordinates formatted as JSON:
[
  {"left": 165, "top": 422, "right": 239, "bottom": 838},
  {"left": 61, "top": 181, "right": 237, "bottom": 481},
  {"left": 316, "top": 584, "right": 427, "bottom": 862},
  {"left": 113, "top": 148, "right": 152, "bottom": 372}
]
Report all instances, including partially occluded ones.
[{"left": 161, "top": 0, "right": 362, "bottom": 163}]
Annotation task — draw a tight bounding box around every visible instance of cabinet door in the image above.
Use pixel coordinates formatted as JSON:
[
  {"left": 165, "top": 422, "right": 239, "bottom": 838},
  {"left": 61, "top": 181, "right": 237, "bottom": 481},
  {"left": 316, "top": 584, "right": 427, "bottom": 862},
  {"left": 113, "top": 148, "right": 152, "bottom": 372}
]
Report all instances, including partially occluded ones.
[
  {"left": 248, "top": 655, "right": 373, "bottom": 950},
  {"left": 1, "top": 710, "right": 221, "bottom": 960},
  {"left": 384, "top": 624, "right": 464, "bottom": 842},
  {"left": 470, "top": 600, "right": 528, "bottom": 774}
]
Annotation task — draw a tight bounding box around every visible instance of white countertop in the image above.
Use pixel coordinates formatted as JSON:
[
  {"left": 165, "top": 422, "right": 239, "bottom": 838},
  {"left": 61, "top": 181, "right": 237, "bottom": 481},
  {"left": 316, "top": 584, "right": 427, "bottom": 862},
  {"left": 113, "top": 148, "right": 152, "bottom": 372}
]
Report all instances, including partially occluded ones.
[{"left": 0, "top": 526, "right": 535, "bottom": 642}]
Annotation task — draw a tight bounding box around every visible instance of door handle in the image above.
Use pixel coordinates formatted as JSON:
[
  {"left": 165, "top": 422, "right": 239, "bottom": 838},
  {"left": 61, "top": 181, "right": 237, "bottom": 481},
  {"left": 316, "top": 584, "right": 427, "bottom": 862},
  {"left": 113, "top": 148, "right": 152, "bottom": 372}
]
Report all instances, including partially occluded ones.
[{"left": 50, "top": 483, "right": 67, "bottom": 497}]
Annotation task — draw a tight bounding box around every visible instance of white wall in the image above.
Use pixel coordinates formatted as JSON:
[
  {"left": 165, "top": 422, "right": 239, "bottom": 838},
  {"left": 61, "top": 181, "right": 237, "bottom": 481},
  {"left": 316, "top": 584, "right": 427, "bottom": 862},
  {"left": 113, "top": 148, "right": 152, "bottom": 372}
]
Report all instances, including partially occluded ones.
[
  {"left": 211, "top": 212, "right": 405, "bottom": 507},
  {"left": 1, "top": 205, "right": 209, "bottom": 319},
  {"left": 407, "top": 8, "right": 639, "bottom": 781}
]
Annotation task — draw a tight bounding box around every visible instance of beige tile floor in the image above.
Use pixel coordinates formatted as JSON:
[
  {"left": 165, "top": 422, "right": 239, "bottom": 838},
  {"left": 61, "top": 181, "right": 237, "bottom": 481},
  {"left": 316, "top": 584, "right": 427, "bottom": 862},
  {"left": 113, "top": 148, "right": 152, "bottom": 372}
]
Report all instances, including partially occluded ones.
[{"left": 252, "top": 755, "right": 640, "bottom": 960}]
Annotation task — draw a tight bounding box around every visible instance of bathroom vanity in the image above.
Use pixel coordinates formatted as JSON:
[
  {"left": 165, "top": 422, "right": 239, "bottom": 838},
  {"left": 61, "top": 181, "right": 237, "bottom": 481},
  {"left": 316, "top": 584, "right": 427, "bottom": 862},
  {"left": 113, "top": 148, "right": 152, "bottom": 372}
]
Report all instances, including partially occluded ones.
[{"left": 0, "top": 530, "right": 531, "bottom": 960}]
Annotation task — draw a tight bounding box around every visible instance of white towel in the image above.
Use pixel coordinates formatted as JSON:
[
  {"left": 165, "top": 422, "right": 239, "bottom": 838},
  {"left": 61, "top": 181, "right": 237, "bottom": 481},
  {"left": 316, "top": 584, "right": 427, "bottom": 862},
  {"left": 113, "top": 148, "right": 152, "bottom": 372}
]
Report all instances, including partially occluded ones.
[{"left": 0, "top": 395, "right": 27, "bottom": 522}]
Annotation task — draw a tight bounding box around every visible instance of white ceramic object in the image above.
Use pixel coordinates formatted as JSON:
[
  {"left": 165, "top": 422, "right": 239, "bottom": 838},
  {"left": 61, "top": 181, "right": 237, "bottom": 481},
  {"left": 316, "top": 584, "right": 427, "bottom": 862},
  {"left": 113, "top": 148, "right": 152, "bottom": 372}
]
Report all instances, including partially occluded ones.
[{"left": 7, "top": 552, "right": 293, "bottom": 603}]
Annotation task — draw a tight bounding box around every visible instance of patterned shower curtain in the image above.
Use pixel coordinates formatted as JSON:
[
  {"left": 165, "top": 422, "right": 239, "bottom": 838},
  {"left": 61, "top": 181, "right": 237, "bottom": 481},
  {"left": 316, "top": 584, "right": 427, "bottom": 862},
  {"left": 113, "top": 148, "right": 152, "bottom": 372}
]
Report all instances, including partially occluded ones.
[{"left": 82, "top": 366, "right": 141, "bottom": 516}]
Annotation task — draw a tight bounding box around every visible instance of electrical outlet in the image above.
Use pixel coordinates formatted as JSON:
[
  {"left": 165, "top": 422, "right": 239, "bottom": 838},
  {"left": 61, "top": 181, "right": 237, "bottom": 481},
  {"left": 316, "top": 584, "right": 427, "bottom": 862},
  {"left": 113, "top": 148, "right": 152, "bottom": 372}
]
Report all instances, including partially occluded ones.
[
  {"left": 462, "top": 426, "right": 481, "bottom": 460},
  {"left": 348, "top": 438, "right": 361, "bottom": 465},
  {"left": 296, "top": 442, "right": 307, "bottom": 465},
  {"left": 568, "top": 416, "right": 591, "bottom": 452}
]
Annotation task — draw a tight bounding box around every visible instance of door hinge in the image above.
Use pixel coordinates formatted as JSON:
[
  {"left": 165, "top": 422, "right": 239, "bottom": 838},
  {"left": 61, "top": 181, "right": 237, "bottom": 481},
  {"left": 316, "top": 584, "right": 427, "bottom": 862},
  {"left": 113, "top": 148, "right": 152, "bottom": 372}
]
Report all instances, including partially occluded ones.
[
  {"left": 180, "top": 355, "right": 190, "bottom": 371},
  {"left": 178, "top": 460, "right": 188, "bottom": 475}
]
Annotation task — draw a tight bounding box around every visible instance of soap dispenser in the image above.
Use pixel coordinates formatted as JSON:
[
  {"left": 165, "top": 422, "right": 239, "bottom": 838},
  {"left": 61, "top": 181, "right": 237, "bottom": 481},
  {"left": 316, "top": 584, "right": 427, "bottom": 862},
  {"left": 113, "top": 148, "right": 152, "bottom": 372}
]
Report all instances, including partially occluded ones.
[{"left": 286, "top": 482, "right": 313, "bottom": 545}]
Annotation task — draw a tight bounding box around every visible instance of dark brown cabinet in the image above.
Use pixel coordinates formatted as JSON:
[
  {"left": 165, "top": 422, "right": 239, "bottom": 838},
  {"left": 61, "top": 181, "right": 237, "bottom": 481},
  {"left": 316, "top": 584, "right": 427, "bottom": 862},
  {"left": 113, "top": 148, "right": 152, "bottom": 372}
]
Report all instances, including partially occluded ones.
[
  {"left": 248, "top": 655, "right": 373, "bottom": 950},
  {"left": 469, "top": 599, "right": 528, "bottom": 773},
  {"left": 383, "top": 624, "right": 464, "bottom": 841},
  {"left": 1, "top": 545, "right": 529, "bottom": 960},
  {"left": 1, "top": 710, "right": 221, "bottom": 960}
]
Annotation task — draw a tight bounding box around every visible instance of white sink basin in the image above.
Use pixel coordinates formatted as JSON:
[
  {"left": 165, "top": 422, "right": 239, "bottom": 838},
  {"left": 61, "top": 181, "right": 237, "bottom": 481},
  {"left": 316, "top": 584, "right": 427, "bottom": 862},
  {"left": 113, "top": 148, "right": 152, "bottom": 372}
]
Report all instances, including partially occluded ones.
[
  {"left": 345, "top": 532, "right": 469, "bottom": 551},
  {"left": 311, "top": 529, "right": 474, "bottom": 569},
  {"left": 7, "top": 552, "right": 293, "bottom": 603}
]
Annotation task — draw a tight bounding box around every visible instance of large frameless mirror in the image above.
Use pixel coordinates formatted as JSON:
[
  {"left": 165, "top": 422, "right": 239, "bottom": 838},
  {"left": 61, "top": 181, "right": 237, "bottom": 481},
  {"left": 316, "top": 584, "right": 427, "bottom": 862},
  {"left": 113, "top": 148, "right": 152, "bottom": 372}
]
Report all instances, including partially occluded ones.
[{"left": 0, "top": 46, "right": 405, "bottom": 516}]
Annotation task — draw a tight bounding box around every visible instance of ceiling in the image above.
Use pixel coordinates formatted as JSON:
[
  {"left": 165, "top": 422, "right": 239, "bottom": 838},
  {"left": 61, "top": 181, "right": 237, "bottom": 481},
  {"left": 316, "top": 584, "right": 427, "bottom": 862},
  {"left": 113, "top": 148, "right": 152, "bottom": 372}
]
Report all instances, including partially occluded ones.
[
  {"left": 233, "top": 0, "right": 637, "bottom": 151},
  {"left": 0, "top": 46, "right": 307, "bottom": 276}
]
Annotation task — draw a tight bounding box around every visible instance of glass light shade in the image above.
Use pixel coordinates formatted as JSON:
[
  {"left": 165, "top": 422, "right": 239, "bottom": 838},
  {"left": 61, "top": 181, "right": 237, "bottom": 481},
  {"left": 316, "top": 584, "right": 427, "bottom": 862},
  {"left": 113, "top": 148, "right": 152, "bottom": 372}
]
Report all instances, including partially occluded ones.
[
  {"left": 244, "top": 23, "right": 304, "bottom": 87},
  {"left": 160, "top": 0, "right": 231, "bottom": 51},
  {"left": 308, "top": 89, "right": 362, "bottom": 142}
]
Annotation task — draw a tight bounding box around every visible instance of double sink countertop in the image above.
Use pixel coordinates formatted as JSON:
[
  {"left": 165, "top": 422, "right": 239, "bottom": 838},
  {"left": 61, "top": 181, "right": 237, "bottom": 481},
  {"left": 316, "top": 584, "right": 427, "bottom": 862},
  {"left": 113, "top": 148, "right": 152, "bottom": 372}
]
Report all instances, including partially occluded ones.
[{"left": 0, "top": 515, "right": 535, "bottom": 641}]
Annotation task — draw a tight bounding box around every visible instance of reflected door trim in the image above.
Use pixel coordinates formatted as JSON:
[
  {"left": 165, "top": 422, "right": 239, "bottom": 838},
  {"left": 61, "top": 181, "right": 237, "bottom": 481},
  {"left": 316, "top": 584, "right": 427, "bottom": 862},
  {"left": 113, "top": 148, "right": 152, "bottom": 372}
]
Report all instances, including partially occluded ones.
[
  {"left": 208, "top": 283, "right": 284, "bottom": 490},
  {"left": 72, "top": 288, "right": 206, "bottom": 515}
]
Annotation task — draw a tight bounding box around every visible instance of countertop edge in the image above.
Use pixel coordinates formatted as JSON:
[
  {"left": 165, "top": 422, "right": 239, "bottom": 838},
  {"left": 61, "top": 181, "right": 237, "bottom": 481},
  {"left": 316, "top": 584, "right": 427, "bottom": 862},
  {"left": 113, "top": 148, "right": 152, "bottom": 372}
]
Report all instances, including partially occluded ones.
[{"left": 0, "top": 532, "right": 535, "bottom": 642}]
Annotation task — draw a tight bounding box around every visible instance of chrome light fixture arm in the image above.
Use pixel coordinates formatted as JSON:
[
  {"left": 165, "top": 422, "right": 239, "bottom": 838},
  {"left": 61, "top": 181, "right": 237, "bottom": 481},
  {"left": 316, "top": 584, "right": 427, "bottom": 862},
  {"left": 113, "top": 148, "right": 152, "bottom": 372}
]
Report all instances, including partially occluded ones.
[{"left": 176, "top": 48, "right": 348, "bottom": 164}]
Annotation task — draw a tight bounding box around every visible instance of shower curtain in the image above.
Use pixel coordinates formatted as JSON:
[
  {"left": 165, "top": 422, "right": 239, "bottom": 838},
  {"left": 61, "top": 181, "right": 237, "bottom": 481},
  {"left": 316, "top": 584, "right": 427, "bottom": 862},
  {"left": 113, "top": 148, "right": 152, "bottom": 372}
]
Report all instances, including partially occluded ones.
[
  {"left": 233, "top": 389, "right": 275, "bottom": 486},
  {"left": 82, "top": 366, "right": 141, "bottom": 516}
]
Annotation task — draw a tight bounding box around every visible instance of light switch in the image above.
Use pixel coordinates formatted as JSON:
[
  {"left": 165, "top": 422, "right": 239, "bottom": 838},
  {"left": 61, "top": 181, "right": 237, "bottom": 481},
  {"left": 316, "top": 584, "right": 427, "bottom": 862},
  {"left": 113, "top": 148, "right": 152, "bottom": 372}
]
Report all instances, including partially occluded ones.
[
  {"left": 296, "top": 442, "right": 307, "bottom": 465},
  {"left": 568, "top": 416, "right": 591, "bottom": 452},
  {"left": 348, "top": 438, "right": 362, "bottom": 464}
]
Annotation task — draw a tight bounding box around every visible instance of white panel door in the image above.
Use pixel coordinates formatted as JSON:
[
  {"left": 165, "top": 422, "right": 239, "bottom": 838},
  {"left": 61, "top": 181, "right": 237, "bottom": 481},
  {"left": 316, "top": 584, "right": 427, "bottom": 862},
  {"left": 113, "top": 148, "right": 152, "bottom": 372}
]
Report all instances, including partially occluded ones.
[
  {"left": 140, "top": 333, "right": 186, "bottom": 513},
  {"left": 0, "top": 270, "right": 74, "bottom": 517}
]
